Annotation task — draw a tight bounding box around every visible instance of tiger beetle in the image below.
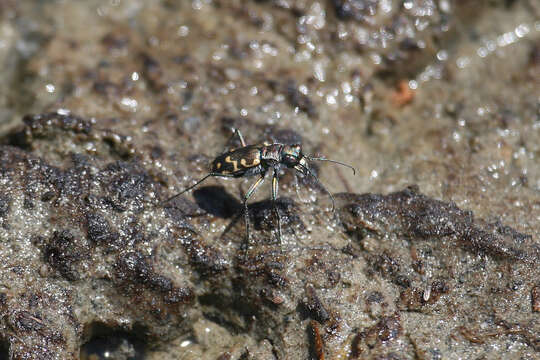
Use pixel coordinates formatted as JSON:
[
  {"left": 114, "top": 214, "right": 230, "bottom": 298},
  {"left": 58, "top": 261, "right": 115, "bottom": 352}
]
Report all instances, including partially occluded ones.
[{"left": 163, "top": 129, "right": 356, "bottom": 247}]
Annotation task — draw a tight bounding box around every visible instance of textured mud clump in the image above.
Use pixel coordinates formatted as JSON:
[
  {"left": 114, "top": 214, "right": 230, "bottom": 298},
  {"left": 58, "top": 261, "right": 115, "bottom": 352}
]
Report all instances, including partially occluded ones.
[
  {"left": 0, "top": 114, "right": 199, "bottom": 358},
  {"left": 43, "top": 230, "right": 88, "bottom": 281},
  {"left": 340, "top": 186, "right": 536, "bottom": 261}
]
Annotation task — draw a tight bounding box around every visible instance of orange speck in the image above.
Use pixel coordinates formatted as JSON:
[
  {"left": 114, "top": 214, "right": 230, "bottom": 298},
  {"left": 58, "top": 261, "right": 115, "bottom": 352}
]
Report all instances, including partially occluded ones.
[{"left": 391, "top": 80, "right": 415, "bottom": 107}]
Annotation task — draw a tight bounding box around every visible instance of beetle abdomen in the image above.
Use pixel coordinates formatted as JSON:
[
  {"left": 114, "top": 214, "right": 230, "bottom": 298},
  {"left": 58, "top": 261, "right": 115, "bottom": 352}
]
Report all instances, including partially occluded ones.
[{"left": 212, "top": 145, "right": 262, "bottom": 175}]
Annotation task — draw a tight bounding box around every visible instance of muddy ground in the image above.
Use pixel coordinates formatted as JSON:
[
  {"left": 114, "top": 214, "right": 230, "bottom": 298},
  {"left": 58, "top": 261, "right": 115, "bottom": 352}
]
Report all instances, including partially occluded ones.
[{"left": 0, "top": 1, "right": 538, "bottom": 359}]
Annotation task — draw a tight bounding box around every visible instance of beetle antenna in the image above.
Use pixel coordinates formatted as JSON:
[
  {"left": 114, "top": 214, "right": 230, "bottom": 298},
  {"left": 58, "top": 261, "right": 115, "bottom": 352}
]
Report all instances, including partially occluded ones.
[
  {"left": 161, "top": 173, "right": 213, "bottom": 205},
  {"left": 297, "top": 164, "right": 336, "bottom": 212},
  {"left": 307, "top": 156, "right": 356, "bottom": 175}
]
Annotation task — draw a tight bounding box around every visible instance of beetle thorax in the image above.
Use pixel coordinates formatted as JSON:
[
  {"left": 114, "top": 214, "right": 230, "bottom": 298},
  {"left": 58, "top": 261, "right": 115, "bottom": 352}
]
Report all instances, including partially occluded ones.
[{"left": 260, "top": 144, "right": 282, "bottom": 163}]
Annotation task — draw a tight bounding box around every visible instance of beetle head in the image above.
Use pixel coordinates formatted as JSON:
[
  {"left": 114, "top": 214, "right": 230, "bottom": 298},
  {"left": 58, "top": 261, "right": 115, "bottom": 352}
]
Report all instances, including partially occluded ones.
[{"left": 281, "top": 144, "right": 304, "bottom": 168}]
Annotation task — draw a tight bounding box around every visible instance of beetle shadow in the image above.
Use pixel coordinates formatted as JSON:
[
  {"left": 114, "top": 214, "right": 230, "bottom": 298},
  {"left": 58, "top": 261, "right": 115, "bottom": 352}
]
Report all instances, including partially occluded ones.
[{"left": 193, "top": 186, "right": 242, "bottom": 219}]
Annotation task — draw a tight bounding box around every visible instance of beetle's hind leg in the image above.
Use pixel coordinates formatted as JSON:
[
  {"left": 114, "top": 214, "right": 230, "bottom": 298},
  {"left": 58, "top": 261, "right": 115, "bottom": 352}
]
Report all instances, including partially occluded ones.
[
  {"left": 160, "top": 173, "right": 217, "bottom": 206},
  {"left": 271, "top": 168, "right": 282, "bottom": 248},
  {"left": 234, "top": 128, "right": 247, "bottom": 147},
  {"left": 225, "top": 128, "right": 247, "bottom": 150},
  {"left": 242, "top": 174, "right": 265, "bottom": 252}
]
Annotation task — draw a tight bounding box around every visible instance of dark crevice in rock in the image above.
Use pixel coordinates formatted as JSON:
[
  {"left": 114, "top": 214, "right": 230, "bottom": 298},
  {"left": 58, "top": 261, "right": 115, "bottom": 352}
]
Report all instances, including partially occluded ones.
[
  {"left": 80, "top": 322, "right": 147, "bottom": 360},
  {"left": 0, "top": 336, "right": 8, "bottom": 359},
  {"left": 199, "top": 294, "right": 254, "bottom": 334}
]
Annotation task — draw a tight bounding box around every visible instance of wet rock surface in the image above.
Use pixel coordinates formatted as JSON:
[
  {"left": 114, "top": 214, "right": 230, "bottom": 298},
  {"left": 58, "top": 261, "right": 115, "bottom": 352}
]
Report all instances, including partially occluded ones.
[{"left": 0, "top": 1, "right": 538, "bottom": 359}]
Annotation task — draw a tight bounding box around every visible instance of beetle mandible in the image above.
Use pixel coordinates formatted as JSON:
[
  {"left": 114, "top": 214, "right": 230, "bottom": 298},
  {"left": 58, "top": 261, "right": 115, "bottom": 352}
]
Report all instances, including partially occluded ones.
[{"left": 163, "top": 129, "right": 356, "bottom": 246}]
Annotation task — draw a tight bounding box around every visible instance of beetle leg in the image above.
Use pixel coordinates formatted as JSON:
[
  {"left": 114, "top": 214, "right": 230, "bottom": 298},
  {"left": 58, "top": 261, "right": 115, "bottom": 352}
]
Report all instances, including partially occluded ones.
[
  {"left": 293, "top": 172, "right": 308, "bottom": 204},
  {"left": 296, "top": 163, "right": 336, "bottom": 212},
  {"left": 234, "top": 128, "right": 247, "bottom": 147},
  {"left": 226, "top": 128, "right": 247, "bottom": 150},
  {"left": 160, "top": 172, "right": 237, "bottom": 206},
  {"left": 243, "top": 174, "right": 265, "bottom": 247},
  {"left": 271, "top": 168, "right": 282, "bottom": 247}
]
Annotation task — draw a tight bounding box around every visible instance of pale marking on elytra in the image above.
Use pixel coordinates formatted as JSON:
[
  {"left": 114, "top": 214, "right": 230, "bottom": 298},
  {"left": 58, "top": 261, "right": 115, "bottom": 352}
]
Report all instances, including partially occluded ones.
[
  {"left": 241, "top": 157, "right": 260, "bottom": 168},
  {"left": 225, "top": 156, "right": 240, "bottom": 172}
]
